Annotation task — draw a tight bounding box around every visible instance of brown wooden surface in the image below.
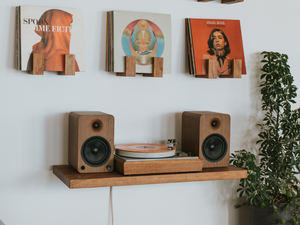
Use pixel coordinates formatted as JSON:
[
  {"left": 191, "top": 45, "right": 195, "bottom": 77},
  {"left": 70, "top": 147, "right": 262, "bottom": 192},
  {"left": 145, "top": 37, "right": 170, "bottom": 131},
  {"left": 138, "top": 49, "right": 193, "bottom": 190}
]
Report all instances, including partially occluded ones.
[
  {"left": 195, "top": 59, "right": 217, "bottom": 79},
  {"left": 182, "top": 111, "right": 230, "bottom": 168},
  {"left": 59, "top": 54, "right": 75, "bottom": 75},
  {"left": 197, "top": 0, "right": 214, "bottom": 2},
  {"left": 219, "top": 59, "right": 242, "bottom": 78},
  {"left": 114, "top": 156, "right": 203, "bottom": 175},
  {"left": 117, "top": 56, "right": 136, "bottom": 76},
  {"left": 68, "top": 112, "right": 114, "bottom": 173},
  {"left": 53, "top": 164, "right": 247, "bottom": 189},
  {"left": 207, "top": 59, "right": 217, "bottom": 79},
  {"left": 28, "top": 53, "right": 44, "bottom": 75},
  {"left": 143, "top": 57, "right": 163, "bottom": 77},
  {"left": 221, "top": 0, "right": 244, "bottom": 4}
]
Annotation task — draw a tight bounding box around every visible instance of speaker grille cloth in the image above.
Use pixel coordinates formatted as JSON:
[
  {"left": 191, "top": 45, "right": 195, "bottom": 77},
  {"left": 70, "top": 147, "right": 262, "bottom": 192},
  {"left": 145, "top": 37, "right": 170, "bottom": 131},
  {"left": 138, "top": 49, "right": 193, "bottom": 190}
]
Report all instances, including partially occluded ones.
[
  {"left": 81, "top": 136, "right": 111, "bottom": 167},
  {"left": 202, "top": 134, "right": 227, "bottom": 162}
]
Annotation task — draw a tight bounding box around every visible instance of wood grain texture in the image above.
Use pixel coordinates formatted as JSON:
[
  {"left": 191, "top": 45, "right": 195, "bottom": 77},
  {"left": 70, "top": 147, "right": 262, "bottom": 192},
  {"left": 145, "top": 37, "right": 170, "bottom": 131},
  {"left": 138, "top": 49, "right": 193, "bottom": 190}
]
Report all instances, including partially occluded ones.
[
  {"left": 207, "top": 59, "right": 217, "bottom": 79},
  {"left": 114, "top": 156, "right": 203, "bottom": 175},
  {"left": 53, "top": 165, "right": 247, "bottom": 189},
  {"left": 222, "top": 0, "right": 244, "bottom": 4},
  {"left": 219, "top": 59, "right": 242, "bottom": 78},
  {"left": 143, "top": 57, "right": 163, "bottom": 77},
  {"left": 68, "top": 111, "right": 114, "bottom": 173},
  {"left": 59, "top": 54, "right": 75, "bottom": 75},
  {"left": 195, "top": 59, "right": 217, "bottom": 79},
  {"left": 28, "top": 53, "right": 44, "bottom": 75},
  {"left": 117, "top": 56, "right": 136, "bottom": 76},
  {"left": 182, "top": 111, "right": 230, "bottom": 168}
]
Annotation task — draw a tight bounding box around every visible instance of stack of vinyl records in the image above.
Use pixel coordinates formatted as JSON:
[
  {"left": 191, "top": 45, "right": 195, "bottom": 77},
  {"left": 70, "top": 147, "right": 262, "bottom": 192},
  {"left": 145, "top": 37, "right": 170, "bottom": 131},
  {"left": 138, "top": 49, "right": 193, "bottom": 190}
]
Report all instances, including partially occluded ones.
[
  {"left": 185, "top": 18, "right": 246, "bottom": 76},
  {"left": 15, "top": 5, "right": 85, "bottom": 72},
  {"left": 106, "top": 10, "right": 172, "bottom": 74}
]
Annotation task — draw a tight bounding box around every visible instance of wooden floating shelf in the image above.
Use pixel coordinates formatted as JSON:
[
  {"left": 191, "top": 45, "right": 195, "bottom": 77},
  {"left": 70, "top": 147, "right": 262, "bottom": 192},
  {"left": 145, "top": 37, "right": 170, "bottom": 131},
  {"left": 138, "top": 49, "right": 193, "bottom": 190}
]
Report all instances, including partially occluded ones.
[{"left": 53, "top": 165, "right": 247, "bottom": 189}]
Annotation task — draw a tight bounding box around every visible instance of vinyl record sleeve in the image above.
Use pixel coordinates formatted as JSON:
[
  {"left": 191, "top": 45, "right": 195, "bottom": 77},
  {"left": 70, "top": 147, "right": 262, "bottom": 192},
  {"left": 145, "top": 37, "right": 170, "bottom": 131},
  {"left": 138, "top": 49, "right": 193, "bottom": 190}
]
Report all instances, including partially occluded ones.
[
  {"left": 17, "top": 5, "right": 85, "bottom": 72},
  {"left": 188, "top": 18, "right": 246, "bottom": 76},
  {"left": 112, "top": 10, "right": 172, "bottom": 74}
]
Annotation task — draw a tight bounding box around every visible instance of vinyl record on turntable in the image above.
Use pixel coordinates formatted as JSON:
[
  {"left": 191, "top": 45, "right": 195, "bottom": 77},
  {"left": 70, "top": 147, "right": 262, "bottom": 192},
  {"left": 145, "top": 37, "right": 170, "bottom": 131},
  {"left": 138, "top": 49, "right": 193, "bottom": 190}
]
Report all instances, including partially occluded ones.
[{"left": 115, "top": 143, "right": 176, "bottom": 158}]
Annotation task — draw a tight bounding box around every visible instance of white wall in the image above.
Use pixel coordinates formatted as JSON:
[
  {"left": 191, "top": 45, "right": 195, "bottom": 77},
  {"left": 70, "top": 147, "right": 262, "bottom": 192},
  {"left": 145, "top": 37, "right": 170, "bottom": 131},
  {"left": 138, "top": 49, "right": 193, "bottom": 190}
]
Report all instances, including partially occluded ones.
[{"left": 1, "top": 0, "right": 299, "bottom": 224}]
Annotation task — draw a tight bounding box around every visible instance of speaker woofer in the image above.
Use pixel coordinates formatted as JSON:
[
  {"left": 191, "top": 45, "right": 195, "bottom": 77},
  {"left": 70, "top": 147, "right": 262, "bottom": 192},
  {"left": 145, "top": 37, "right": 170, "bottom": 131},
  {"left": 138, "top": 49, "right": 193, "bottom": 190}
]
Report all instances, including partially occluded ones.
[
  {"left": 81, "top": 136, "right": 111, "bottom": 167},
  {"left": 202, "top": 134, "right": 227, "bottom": 162}
]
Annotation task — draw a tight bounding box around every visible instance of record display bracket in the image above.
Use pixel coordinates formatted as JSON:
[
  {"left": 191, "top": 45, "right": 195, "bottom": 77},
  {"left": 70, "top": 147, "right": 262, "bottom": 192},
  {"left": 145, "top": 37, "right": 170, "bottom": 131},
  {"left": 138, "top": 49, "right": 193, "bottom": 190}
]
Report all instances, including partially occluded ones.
[
  {"left": 28, "top": 53, "right": 76, "bottom": 76},
  {"left": 197, "top": 0, "right": 244, "bottom": 3},
  {"left": 195, "top": 59, "right": 242, "bottom": 79},
  {"left": 116, "top": 56, "right": 164, "bottom": 78}
]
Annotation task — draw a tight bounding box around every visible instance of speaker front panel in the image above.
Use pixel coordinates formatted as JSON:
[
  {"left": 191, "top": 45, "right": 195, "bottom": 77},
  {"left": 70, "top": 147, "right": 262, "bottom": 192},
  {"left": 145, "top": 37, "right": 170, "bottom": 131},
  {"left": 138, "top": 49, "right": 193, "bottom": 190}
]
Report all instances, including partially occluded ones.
[
  {"left": 69, "top": 112, "right": 114, "bottom": 173},
  {"left": 199, "top": 113, "right": 230, "bottom": 168},
  {"left": 182, "top": 111, "right": 230, "bottom": 168}
]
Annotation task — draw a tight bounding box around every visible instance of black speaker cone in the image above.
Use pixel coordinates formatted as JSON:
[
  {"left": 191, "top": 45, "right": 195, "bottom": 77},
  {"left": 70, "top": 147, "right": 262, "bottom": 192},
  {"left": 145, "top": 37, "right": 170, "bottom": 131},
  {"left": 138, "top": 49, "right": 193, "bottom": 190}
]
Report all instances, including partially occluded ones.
[
  {"left": 81, "top": 136, "right": 111, "bottom": 167},
  {"left": 202, "top": 134, "right": 227, "bottom": 162}
]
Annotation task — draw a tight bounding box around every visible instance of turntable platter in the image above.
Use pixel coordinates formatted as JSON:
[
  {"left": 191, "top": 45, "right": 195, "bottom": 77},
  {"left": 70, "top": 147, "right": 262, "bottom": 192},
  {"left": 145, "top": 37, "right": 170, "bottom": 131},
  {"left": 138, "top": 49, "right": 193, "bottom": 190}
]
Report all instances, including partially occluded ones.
[{"left": 115, "top": 143, "right": 176, "bottom": 158}]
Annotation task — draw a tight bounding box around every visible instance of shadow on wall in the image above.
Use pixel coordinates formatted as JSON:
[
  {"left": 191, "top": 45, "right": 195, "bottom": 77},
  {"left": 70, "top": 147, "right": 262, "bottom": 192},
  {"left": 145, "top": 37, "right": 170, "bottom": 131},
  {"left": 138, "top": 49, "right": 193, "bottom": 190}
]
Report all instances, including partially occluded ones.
[
  {"left": 238, "top": 52, "right": 264, "bottom": 158},
  {"left": 0, "top": 220, "right": 5, "bottom": 225},
  {"left": 45, "top": 112, "right": 69, "bottom": 172},
  {"left": 228, "top": 52, "right": 265, "bottom": 225}
]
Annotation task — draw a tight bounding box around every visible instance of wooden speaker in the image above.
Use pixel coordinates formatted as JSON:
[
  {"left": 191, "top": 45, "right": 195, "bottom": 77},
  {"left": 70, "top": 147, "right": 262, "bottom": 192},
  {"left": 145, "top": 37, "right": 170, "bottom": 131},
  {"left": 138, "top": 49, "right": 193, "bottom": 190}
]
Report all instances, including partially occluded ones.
[
  {"left": 181, "top": 111, "right": 230, "bottom": 168},
  {"left": 69, "top": 111, "right": 114, "bottom": 173}
]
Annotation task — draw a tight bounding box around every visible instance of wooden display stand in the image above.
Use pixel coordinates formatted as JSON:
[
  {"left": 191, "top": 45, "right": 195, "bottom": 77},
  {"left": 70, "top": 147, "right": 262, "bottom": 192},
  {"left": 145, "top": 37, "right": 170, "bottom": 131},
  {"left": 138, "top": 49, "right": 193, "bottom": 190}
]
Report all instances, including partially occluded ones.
[
  {"left": 117, "top": 56, "right": 136, "bottom": 76},
  {"left": 219, "top": 59, "right": 242, "bottom": 78},
  {"left": 116, "top": 56, "right": 163, "bottom": 77},
  {"left": 196, "top": 59, "right": 241, "bottom": 79},
  {"left": 222, "top": 0, "right": 244, "bottom": 4},
  {"left": 28, "top": 53, "right": 44, "bottom": 75},
  {"left": 58, "top": 54, "right": 76, "bottom": 75},
  {"left": 28, "top": 53, "right": 76, "bottom": 75},
  {"left": 197, "top": 0, "right": 243, "bottom": 3},
  {"left": 195, "top": 59, "right": 217, "bottom": 79},
  {"left": 143, "top": 57, "right": 163, "bottom": 77}
]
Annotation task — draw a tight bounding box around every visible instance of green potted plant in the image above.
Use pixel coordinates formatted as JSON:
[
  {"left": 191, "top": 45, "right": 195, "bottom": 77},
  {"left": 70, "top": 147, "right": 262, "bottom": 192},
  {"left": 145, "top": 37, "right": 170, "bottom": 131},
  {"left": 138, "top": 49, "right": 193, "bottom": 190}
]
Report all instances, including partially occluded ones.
[{"left": 230, "top": 51, "right": 300, "bottom": 225}]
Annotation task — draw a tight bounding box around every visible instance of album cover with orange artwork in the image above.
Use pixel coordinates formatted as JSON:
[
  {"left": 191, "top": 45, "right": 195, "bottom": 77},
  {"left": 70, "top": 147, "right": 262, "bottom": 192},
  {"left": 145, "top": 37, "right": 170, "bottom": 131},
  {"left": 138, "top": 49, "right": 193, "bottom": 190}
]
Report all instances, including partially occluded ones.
[
  {"left": 186, "top": 19, "right": 246, "bottom": 76},
  {"left": 16, "top": 5, "right": 85, "bottom": 72}
]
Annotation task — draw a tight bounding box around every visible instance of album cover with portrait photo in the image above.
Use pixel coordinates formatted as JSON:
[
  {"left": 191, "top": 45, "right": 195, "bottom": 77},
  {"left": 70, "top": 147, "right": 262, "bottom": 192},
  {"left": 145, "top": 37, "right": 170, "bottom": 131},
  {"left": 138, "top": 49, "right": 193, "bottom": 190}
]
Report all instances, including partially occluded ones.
[
  {"left": 186, "top": 18, "right": 246, "bottom": 76},
  {"left": 16, "top": 5, "right": 85, "bottom": 72},
  {"left": 107, "top": 10, "right": 171, "bottom": 74}
]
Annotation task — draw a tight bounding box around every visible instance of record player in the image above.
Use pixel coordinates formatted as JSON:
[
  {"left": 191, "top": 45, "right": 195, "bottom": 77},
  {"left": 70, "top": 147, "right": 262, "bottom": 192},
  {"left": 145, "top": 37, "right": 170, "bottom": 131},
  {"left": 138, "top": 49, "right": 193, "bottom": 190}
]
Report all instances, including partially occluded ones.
[{"left": 114, "top": 139, "right": 203, "bottom": 175}]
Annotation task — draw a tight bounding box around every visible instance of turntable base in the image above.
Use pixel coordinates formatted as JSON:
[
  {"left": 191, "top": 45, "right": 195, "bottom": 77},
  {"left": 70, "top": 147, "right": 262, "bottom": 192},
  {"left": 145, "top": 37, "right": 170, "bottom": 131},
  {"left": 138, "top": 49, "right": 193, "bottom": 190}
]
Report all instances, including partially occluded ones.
[{"left": 114, "top": 155, "right": 204, "bottom": 175}]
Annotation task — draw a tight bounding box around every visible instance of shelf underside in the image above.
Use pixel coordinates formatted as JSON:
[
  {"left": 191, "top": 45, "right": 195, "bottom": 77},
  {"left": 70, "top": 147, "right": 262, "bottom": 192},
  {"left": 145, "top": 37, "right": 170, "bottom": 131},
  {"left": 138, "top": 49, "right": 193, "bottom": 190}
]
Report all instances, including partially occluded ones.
[{"left": 53, "top": 165, "right": 247, "bottom": 189}]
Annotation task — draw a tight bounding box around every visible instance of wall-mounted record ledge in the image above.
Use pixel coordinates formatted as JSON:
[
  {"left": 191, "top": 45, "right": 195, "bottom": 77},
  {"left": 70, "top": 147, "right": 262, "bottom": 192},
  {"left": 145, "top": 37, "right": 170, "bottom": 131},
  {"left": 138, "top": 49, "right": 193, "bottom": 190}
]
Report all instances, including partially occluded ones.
[{"left": 53, "top": 165, "right": 247, "bottom": 189}]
